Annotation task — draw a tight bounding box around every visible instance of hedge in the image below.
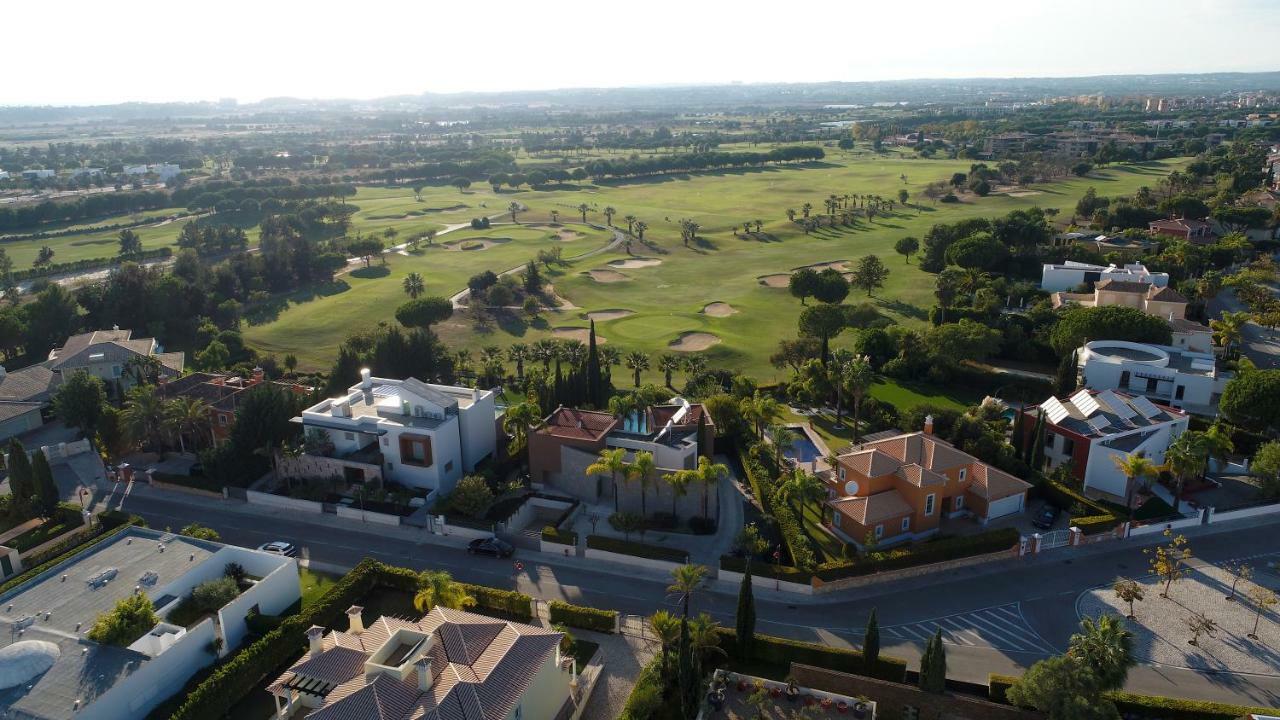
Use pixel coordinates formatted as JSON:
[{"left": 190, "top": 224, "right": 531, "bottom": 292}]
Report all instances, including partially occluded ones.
[
  {"left": 541, "top": 526, "right": 578, "bottom": 546},
  {"left": 11, "top": 246, "right": 172, "bottom": 282},
  {"left": 1072, "top": 514, "right": 1122, "bottom": 535},
  {"left": 1107, "top": 692, "right": 1280, "bottom": 720},
  {"left": 618, "top": 656, "right": 667, "bottom": 720},
  {"left": 462, "top": 583, "right": 533, "bottom": 621},
  {"left": 771, "top": 500, "right": 817, "bottom": 571},
  {"left": 1039, "top": 479, "right": 1114, "bottom": 519},
  {"left": 548, "top": 600, "right": 616, "bottom": 633},
  {"left": 720, "top": 555, "right": 814, "bottom": 584},
  {"left": 815, "top": 528, "right": 1021, "bottom": 581},
  {"left": 586, "top": 534, "right": 688, "bottom": 564},
  {"left": 717, "top": 627, "right": 908, "bottom": 683},
  {"left": 987, "top": 673, "right": 1018, "bottom": 704}
]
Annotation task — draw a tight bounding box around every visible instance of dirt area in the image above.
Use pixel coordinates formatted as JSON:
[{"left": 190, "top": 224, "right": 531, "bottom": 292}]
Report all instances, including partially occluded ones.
[
  {"left": 669, "top": 332, "right": 721, "bottom": 351},
  {"left": 758, "top": 274, "right": 790, "bottom": 288},
  {"left": 608, "top": 257, "right": 663, "bottom": 269},
  {"left": 702, "top": 302, "right": 738, "bottom": 317},
  {"left": 584, "top": 268, "right": 630, "bottom": 283},
  {"left": 544, "top": 284, "right": 579, "bottom": 310},
  {"left": 553, "top": 327, "right": 606, "bottom": 343},
  {"left": 532, "top": 224, "right": 587, "bottom": 241},
  {"left": 584, "top": 309, "right": 634, "bottom": 321}
]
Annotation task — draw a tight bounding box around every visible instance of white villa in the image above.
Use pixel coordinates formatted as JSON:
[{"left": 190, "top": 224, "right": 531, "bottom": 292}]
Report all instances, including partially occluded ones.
[
  {"left": 1040, "top": 261, "right": 1170, "bottom": 293},
  {"left": 295, "top": 370, "right": 499, "bottom": 495},
  {"left": 1077, "top": 340, "right": 1231, "bottom": 416}
]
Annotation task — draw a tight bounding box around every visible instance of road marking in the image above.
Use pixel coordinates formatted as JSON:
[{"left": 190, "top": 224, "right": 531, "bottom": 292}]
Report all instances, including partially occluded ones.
[{"left": 882, "top": 602, "right": 1056, "bottom": 655}]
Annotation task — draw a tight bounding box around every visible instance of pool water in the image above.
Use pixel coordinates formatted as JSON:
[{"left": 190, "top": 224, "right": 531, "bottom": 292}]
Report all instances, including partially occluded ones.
[{"left": 781, "top": 428, "right": 822, "bottom": 463}]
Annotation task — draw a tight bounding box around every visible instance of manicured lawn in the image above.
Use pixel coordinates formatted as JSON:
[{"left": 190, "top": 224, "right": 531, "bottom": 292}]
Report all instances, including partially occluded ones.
[
  {"left": 299, "top": 567, "right": 341, "bottom": 609},
  {"left": 8, "top": 519, "right": 79, "bottom": 552},
  {"left": 799, "top": 502, "right": 849, "bottom": 564},
  {"left": 0, "top": 206, "right": 209, "bottom": 267}
]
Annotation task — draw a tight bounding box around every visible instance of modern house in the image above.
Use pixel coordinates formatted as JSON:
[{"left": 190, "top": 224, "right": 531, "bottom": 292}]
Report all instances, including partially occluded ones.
[
  {"left": 1051, "top": 279, "right": 1213, "bottom": 352},
  {"left": 294, "top": 370, "right": 498, "bottom": 494},
  {"left": 824, "top": 421, "right": 1031, "bottom": 549},
  {"left": 268, "top": 606, "right": 579, "bottom": 720},
  {"left": 0, "top": 526, "right": 299, "bottom": 720},
  {"left": 1025, "top": 389, "right": 1190, "bottom": 501},
  {"left": 527, "top": 399, "right": 716, "bottom": 518},
  {"left": 46, "top": 328, "right": 184, "bottom": 395},
  {"left": 1077, "top": 340, "right": 1231, "bottom": 415},
  {"left": 1040, "top": 261, "right": 1169, "bottom": 293},
  {"left": 1148, "top": 218, "right": 1216, "bottom": 245},
  {"left": 159, "top": 369, "right": 312, "bottom": 445}
]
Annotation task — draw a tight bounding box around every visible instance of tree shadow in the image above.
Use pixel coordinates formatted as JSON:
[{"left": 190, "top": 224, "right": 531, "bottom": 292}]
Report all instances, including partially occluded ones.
[
  {"left": 875, "top": 298, "right": 929, "bottom": 320},
  {"left": 244, "top": 279, "right": 352, "bottom": 326},
  {"left": 495, "top": 311, "right": 529, "bottom": 337},
  {"left": 350, "top": 266, "right": 391, "bottom": 279}
]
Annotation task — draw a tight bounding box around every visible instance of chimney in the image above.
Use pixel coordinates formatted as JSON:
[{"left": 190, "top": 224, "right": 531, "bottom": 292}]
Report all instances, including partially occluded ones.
[
  {"left": 252, "top": 367, "right": 265, "bottom": 385},
  {"left": 923, "top": 414, "right": 934, "bottom": 436},
  {"left": 346, "top": 606, "right": 364, "bottom": 635},
  {"left": 360, "top": 368, "right": 373, "bottom": 391},
  {"left": 416, "top": 658, "right": 433, "bottom": 691},
  {"left": 306, "top": 625, "right": 325, "bottom": 655}
]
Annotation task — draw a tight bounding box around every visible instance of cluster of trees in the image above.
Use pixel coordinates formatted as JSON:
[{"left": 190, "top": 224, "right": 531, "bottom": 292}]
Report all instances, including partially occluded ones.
[
  {"left": 583, "top": 146, "right": 824, "bottom": 181},
  {"left": 919, "top": 207, "right": 1052, "bottom": 273},
  {"left": 0, "top": 190, "right": 169, "bottom": 233},
  {"left": 176, "top": 222, "right": 250, "bottom": 255},
  {"left": 487, "top": 168, "right": 587, "bottom": 192},
  {"left": 4, "top": 438, "right": 61, "bottom": 522},
  {"left": 375, "top": 151, "right": 516, "bottom": 184},
  {"left": 173, "top": 178, "right": 357, "bottom": 213}
]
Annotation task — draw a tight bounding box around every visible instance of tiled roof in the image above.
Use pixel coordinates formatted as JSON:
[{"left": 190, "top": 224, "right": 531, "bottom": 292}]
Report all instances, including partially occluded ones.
[
  {"left": 967, "top": 463, "right": 1032, "bottom": 500},
  {"left": 1147, "top": 285, "right": 1187, "bottom": 303},
  {"left": 1170, "top": 318, "right": 1210, "bottom": 333},
  {"left": 47, "top": 328, "right": 184, "bottom": 373},
  {"left": 840, "top": 449, "right": 902, "bottom": 478},
  {"left": 0, "top": 365, "right": 55, "bottom": 403},
  {"left": 1095, "top": 279, "right": 1151, "bottom": 294},
  {"left": 0, "top": 401, "right": 42, "bottom": 423},
  {"left": 651, "top": 403, "right": 713, "bottom": 428},
  {"left": 855, "top": 432, "right": 972, "bottom": 474},
  {"left": 831, "top": 491, "right": 913, "bottom": 525},
  {"left": 539, "top": 407, "right": 616, "bottom": 441},
  {"left": 894, "top": 463, "right": 946, "bottom": 488}
]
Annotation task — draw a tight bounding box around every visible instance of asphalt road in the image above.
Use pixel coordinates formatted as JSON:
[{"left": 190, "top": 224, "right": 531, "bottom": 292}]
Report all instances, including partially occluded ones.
[{"left": 112, "top": 484, "right": 1280, "bottom": 707}]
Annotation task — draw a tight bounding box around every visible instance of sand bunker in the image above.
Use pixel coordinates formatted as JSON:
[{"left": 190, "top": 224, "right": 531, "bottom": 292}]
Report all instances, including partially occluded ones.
[
  {"left": 556, "top": 229, "right": 586, "bottom": 241},
  {"left": 585, "top": 269, "right": 630, "bottom": 283},
  {"left": 1005, "top": 191, "right": 1043, "bottom": 197},
  {"left": 608, "top": 257, "right": 663, "bottom": 269},
  {"left": 702, "top": 302, "right": 738, "bottom": 317},
  {"left": 585, "top": 309, "right": 634, "bottom": 321},
  {"left": 553, "top": 327, "right": 606, "bottom": 343},
  {"left": 793, "top": 260, "right": 849, "bottom": 272},
  {"left": 669, "top": 332, "right": 721, "bottom": 351},
  {"left": 544, "top": 284, "right": 579, "bottom": 310},
  {"left": 442, "top": 237, "right": 509, "bottom": 251},
  {"left": 759, "top": 274, "right": 790, "bottom": 288}
]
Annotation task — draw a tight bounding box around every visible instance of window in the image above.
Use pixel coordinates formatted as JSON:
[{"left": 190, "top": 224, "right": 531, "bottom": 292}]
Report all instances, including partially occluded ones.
[
  {"left": 381, "top": 437, "right": 389, "bottom": 446},
  {"left": 954, "top": 496, "right": 964, "bottom": 511},
  {"left": 958, "top": 468, "right": 967, "bottom": 483},
  {"left": 838, "top": 467, "right": 846, "bottom": 481},
  {"left": 1044, "top": 432, "right": 1055, "bottom": 449},
  {"left": 1146, "top": 377, "right": 1158, "bottom": 392},
  {"left": 832, "top": 512, "right": 842, "bottom": 528},
  {"left": 445, "top": 460, "right": 454, "bottom": 472},
  {"left": 112, "top": 365, "right": 122, "bottom": 378},
  {"left": 217, "top": 414, "right": 227, "bottom": 427},
  {"left": 398, "top": 435, "right": 434, "bottom": 467},
  {"left": 344, "top": 432, "right": 355, "bottom": 441},
  {"left": 1120, "top": 370, "right": 1131, "bottom": 387},
  {"left": 901, "top": 517, "right": 910, "bottom": 532},
  {"left": 924, "top": 494, "right": 936, "bottom": 516},
  {"left": 1062, "top": 437, "right": 1075, "bottom": 456},
  {"left": 874, "top": 524, "right": 884, "bottom": 539},
  {"left": 1175, "top": 385, "right": 1185, "bottom": 400}
]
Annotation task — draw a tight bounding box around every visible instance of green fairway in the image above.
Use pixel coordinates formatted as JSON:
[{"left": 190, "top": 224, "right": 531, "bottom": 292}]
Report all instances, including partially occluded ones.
[{"left": 0, "top": 207, "right": 198, "bottom": 267}]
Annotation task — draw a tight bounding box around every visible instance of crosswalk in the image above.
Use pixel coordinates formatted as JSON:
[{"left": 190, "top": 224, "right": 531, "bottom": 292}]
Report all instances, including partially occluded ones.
[{"left": 881, "top": 603, "right": 1057, "bottom": 654}]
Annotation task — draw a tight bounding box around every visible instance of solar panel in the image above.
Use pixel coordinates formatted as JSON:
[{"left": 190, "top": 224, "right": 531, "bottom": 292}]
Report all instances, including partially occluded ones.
[
  {"left": 1130, "top": 395, "right": 1162, "bottom": 419},
  {"left": 1097, "top": 389, "right": 1136, "bottom": 420},
  {"left": 1042, "top": 397, "right": 1069, "bottom": 425},
  {"left": 1086, "top": 416, "right": 1111, "bottom": 434},
  {"left": 1071, "top": 389, "right": 1100, "bottom": 417}
]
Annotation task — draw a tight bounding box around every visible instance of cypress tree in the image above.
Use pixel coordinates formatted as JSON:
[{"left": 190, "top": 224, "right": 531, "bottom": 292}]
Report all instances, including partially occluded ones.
[
  {"left": 1014, "top": 404, "right": 1028, "bottom": 463},
  {"left": 919, "top": 630, "right": 947, "bottom": 693},
  {"left": 586, "top": 320, "right": 602, "bottom": 409},
  {"left": 31, "top": 451, "right": 59, "bottom": 519},
  {"left": 863, "top": 608, "right": 880, "bottom": 670},
  {"left": 736, "top": 563, "right": 756, "bottom": 658},
  {"left": 6, "top": 439, "right": 34, "bottom": 521},
  {"left": 1030, "top": 410, "right": 1047, "bottom": 470},
  {"left": 1055, "top": 350, "right": 1078, "bottom": 396},
  {"left": 677, "top": 618, "right": 697, "bottom": 717}
]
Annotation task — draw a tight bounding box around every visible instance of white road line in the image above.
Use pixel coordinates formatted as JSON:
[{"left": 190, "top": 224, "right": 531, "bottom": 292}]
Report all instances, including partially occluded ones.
[
  {"left": 966, "top": 611, "right": 1043, "bottom": 653},
  {"left": 939, "top": 618, "right": 990, "bottom": 647}
]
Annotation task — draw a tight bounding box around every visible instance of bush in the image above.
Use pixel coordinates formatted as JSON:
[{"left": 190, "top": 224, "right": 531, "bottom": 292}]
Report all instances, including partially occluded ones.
[
  {"left": 541, "top": 526, "right": 577, "bottom": 546},
  {"left": 191, "top": 577, "right": 240, "bottom": 612},
  {"left": 940, "top": 193, "right": 959, "bottom": 203},
  {"left": 461, "top": 584, "right": 533, "bottom": 621},
  {"left": 1106, "top": 692, "right": 1280, "bottom": 720},
  {"left": 720, "top": 555, "right": 813, "bottom": 584},
  {"left": 689, "top": 516, "right": 716, "bottom": 535},
  {"left": 618, "top": 657, "right": 667, "bottom": 720},
  {"left": 587, "top": 534, "right": 689, "bottom": 564},
  {"left": 1072, "top": 514, "right": 1121, "bottom": 535},
  {"left": 988, "top": 673, "right": 1018, "bottom": 704},
  {"left": 718, "top": 627, "right": 908, "bottom": 683},
  {"left": 648, "top": 511, "right": 677, "bottom": 530},
  {"left": 88, "top": 594, "right": 158, "bottom": 646},
  {"left": 1039, "top": 479, "right": 1113, "bottom": 519},
  {"left": 772, "top": 502, "right": 816, "bottom": 571},
  {"left": 815, "top": 528, "right": 1021, "bottom": 581},
  {"left": 548, "top": 600, "right": 617, "bottom": 633}
]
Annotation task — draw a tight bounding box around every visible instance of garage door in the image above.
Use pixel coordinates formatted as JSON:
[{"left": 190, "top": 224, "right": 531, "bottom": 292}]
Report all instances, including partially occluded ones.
[{"left": 987, "top": 493, "right": 1024, "bottom": 519}]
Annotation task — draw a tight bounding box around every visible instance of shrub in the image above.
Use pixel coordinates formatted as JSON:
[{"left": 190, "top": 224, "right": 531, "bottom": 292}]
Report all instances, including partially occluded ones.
[
  {"left": 1106, "top": 692, "right": 1280, "bottom": 720},
  {"left": 940, "top": 193, "right": 959, "bottom": 203},
  {"left": 1072, "top": 514, "right": 1121, "bottom": 535},
  {"left": 815, "top": 528, "right": 1020, "bottom": 581},
  {"left": 586, "top": 534, "right": 688, "bottom": 564},
  {"left": 461, "top": 584, "right": 533, "bottom": 621},
  {"left": 191, "top": 577, "right": 240, "bottom": 612},
  {"left": 988, "top": 673, "right": 1019, "bottom": 704},
  {"left": 772, "top": 502, "right": 816, "bottom": 570},
  {"left": 1039, "top": 479, "right": 1113, "bottom": 519},
  {"left": 549, "top": 600, "right": 617, "bottom": 633},
  {"left": 618, "top": 657, "right": 666, "bottom": 720},
  {"left": 720, "top": 555, "right": 813, "bottom": 584},
  {"left": 648, "top": 511, "right": 677, "bottom": 529},
  {"left": 88, "top": 594, "right": 158, "bottom": 646},
  {"left": 540, "top": 526, "right": 577, "bottom": 546},
  {"left": 689, "top": 516, "right": 716, "bottom": 535},
  {"left": 718, "top": 627, "right": 908, "bottom": 683}
]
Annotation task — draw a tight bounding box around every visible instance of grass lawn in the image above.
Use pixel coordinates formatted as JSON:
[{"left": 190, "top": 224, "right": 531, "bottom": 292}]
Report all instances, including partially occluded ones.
[
  {"left": 8, "top": 519, "right": 79, "bottom": 552},
  {"left": 299, "top": 567, "right": 341, "bottom": 608},
  {"left": 0, "top": 206, "right": 207, "bottom": 267},
  {"left": 799, "top": 502, "right": 849, "bottom": 564},
  {"left": 242, "top": 153, "right": 1189, "bottom": 402}
]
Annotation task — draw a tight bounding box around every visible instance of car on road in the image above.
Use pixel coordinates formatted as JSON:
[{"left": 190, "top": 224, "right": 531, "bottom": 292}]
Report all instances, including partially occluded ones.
[
  {"left": 1032, "top": 504, "right": 1061, "bottom": 531},
  {"left": 467, "top": 537, "right": 514, "bottom": 558},
  {"left": 257, "top": 541, "right": 298, "bottom": 557}
]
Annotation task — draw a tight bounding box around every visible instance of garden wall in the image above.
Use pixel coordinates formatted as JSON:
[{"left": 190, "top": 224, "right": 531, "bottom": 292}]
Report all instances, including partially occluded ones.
[
  {"left": 1208, "top": 502, "right": 1280, "bottom": 523},
  {"left": 791, "top": 664, "right": 1036, "bottom": 720},
  {"left": 244, "top": 490, "right": 323, "bottom": 514},
  {"left": 334, "top": 505, "right": 402, "bottom": 526},
  {"left": 584, "top": 547, "right": 687, "bottom": 573},
  {"left": 813, "top": 548, "right": 1016, "bottom": 594},
  {"left": 718, "top": 567, "right": 814, "bottom": 595}
]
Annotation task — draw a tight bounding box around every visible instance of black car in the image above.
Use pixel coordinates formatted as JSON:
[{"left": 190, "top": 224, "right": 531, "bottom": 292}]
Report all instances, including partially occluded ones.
[
  {"left": 468, "top": 537, "right": 514, "bottom": 558},
  {"left": 1032, "top": 504, "right": 1061, "bottom": 531}
]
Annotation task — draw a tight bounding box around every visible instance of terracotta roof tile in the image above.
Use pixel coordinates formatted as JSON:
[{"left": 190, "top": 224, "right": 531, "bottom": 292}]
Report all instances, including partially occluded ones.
[
  {"left": 830, "top": 491, "right": 913, "bottom": 525},
  {"left": 538, "top": 407, "right": 616, "bottom": 441}
]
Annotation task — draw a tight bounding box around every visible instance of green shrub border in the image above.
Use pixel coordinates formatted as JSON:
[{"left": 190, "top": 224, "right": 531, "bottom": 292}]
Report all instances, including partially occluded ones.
[
  {"left": 586, "top": 534, "right": 688, "bottom": 564},
  {"left": 718, "top": 627, "right": 908, "bottom": 683},
  {"left": 720, "top": 555, "right": 814, "bottom": 584},
  {"left": 541, "top": 526, "right": 578, "bottom": 546},
  {"left": 814, "top": 528, "right": 1021, "bottom": 581},
  {"left": 988, "top": 673, "right": 1280, "bottom": 719},
  {"left": 1072, "top": 514, "right": 1121, "bottom": 535},
  {"left": 618, "top": 656, "right": 666, "bottom": 720},
  {"left": 549, "top": 600, "right": 616, "bottom": 633}
]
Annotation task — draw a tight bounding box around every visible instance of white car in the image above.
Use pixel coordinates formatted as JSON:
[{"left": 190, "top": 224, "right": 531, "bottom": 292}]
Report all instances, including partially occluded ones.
[{"left": 257, "top": 541, "right": 298, "bottom": 557}]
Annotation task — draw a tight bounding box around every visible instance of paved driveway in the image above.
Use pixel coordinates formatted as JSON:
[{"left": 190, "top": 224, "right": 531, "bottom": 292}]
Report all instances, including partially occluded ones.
[{"left": 1208, "top": 287, "right": 1280, "bottom": 369}]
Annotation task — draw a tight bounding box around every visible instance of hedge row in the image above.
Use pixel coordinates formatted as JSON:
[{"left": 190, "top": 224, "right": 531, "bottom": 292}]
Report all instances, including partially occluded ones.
[
  {"left": 717, "top": 627, "right": 908, "bottom": 683},
  {"left": 771, "top": 500, "right": 817, "bottom": 571},
  {"left": 815, "top": 528, "right": 1021, "bottom": 581},
  {"left": 618, "top": 656, "right": 666, "bottom": 720},
  {"left": 11, "top": 246, "right": 172, "bottom": 281},
  {"left": 548, "top": 600, "right": 617, "bottom": 633},
  {"left": 1072, "top": 514, "right": 1122, "bottom": 535},
  {"left": 0, "top": 513, "right": 142, "bottom": 599},
  {"left": 586, "top": 534, "right": 689, "bottom": 564},
  {"left": 989, "top": 673, "right": 1280, "bottom": 720},
  {"left": 541, "top": 526, "right": 578, "bottom": 546},
  {"left": 1039, "top": 479, "right": 1115, "bottom": 520},
  {"left": 462, "top": 583, "right": 533, "bottom": 621}
]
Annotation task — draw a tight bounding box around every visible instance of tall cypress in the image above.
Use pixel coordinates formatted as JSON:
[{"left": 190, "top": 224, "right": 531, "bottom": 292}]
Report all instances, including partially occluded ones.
[
  {"left": 736, "top": 563, "right": 756, "bottom": 659},
  {"left": 863, "top": 608, "right": 880, "bottom": 671},
  {"left": 677, "top": 618, "right": 697, "bottom": 717},
  {"left": 1014, "top": 404, "right": 1028, "bottom": 463},
  {"left": 1030, "top": 410, "right": 1047, "bottom": 471},
  {"left": 31, "top": 451, "right": 59, "bottom": 519},
  {"left": 1055, "top": 350, "right": 1078, "bottom": 396},
  {"left": 919, "top": 630, "right": 946, "bottom": 693},
  {"left": 6, "top": 439, "right": 33, "bottom": 521},
  {"left": 586, "top": 320, "right": 602, "bottom": 409}
]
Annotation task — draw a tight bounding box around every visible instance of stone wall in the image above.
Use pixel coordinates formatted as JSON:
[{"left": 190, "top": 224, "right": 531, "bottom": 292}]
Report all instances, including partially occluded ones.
[
  {"left": 547, "top": 445, "right": 715, "bottom": 521},
  {"left": 789, "top": 664, "right": 1038, "bottom": 720}
]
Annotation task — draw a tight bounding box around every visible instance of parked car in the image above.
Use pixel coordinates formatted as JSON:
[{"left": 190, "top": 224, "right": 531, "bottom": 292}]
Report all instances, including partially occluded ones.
[
  {"left": 467, "top": 537, "right": 514, "bottom": 558},
  {"left": 1032, "top": 504, "right": 1061, "bottom": 531},
  {"left": 257, "top": 541, "right": 298, "bottom": 557}
]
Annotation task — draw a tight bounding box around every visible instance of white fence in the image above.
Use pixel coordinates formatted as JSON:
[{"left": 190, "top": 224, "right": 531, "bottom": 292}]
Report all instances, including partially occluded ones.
[
  {"left": 245, "top": 490, "right": 324, "bottom": 514},
  {"left": 584, "top": 547, "right": 688, "bottom": 573},
  {"left": 39, "top": 438, "right": 92, "bottom": 461},
  {"left": 719, "top": 567, "right": 813, "bottom": 595},
  {"left": 335, "top": 505, "right": 403, "bottom": 526}
]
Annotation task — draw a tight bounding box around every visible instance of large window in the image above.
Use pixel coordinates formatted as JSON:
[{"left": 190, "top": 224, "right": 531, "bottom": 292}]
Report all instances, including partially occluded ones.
[
  {"left": 924, "top": 494, "right": 936, "bottom": 516},
  {"left": 398, "top": 435, "right": 434, "bottom": 467}
]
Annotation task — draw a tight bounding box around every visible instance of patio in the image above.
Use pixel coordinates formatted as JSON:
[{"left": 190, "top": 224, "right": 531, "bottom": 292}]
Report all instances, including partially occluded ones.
[{"left": 699, "top": 670, "right": 875, "bottom": 720}]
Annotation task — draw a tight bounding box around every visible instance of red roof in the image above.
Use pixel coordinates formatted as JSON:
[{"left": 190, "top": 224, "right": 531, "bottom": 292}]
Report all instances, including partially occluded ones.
[
  {"left": 540, "top": 407, "right": 616, "bottom": 441},
  {"left": 650, "top": 403, "right": 713, "bottom": 429}
]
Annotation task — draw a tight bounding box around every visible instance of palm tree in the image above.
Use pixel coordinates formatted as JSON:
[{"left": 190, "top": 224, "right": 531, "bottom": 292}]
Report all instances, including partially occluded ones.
[
  {"left": 402, "top": 272, "right": 426, "bottom": 299},
  {"left": 550, "top": 209, "right": 560, "bottom": 224},
  {"left": 1210, "top": 311, "right": 1249, "bottom": 358},
  {"left": 634, "top": 221, "right": 648, "bottom": 240},
  {"left": 1112, "top": 454, "right": 1159, "bottom": 520},
  {"left": 658, "top": 354, "right": 681, "bottom": 388},
  {"left": 1201, "top": 423, "right": 1234, "bottom": 476},
  {"left": 629, "top": 451, "right": 656, "bottom": 518},
  {"left": 623, "top": 215, "right": 637, "bottom": 234},
  {"left": 480, "top": 346, "right": 505, "bottom": 385},
  {"left": 576, "top": 203, "right": 591, "bottom": 223},
  {"left": 586, "top": 447, "right": 630, "bottom": 512},
  {"left": 741, "top": 392, "right": 782, "bottom": 440},
  {"left": 1067, "top": 615, "right": 1135, "bottom": 691},
  {"left": 507, "top": 201, "right": 521, "bottom": 222},
  {"left": 664, "top": 470, "right": 692, "bottom": 516},
  {"left": 503, "top": 400, "right": 541, "bottom": 454},
  {"left": 648, "top": 610, "right": 680, "bottom": 679},
  {"left": 681, "top": 353, "right": 707, "bottom": 380},
  {"left": 768, "top": 423, "right": 793, "bottom": 471},
  {"left": 531, "top": 339, "right": 557, "bottom": 372},
  {"left": 123, "top": 355, "right": 163, "bottom": 387},
  {"left": 692, "top": 456, "right": 729, "bottom": 520},
  {"left": 122, "top": 384, "right": 166, "bottom": 451},
  {"left": 624, "top": 351, "right": 650, "bottom": 387},
  {"left": 165, "top": 397, "right": 211, "bottom": 455},
  {"left": 506, "top": 343, "right": 529, "bottom": 380},
  {"left": 598, "top": 346, "right": 621, "bottom": 384},
  {"left": 844, "top": 355, "right": 876, "bottom": 440},
  {"left": 1164, "top": 432, "right": 1208, "bottom": 515},
  {"left": 667, "top": 564, "right": 708, "bottom": 620},
  {"left": 413, "top": 570, "right": 476, "bottom": 613},
  {"left": 688, "top": 612, "right": 726, "bottom": 677},
  {"left": 603, "top": 206, "right": 616, "bottom": 226}
]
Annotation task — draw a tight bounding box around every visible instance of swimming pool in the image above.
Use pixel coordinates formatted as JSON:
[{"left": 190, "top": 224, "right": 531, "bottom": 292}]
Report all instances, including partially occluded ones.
[{"left": 780, "top": 427, "right": 822, "bottom": 464}]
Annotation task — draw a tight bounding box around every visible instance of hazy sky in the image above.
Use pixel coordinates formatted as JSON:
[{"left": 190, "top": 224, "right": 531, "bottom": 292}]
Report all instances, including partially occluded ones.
[{"left": 6, "top": 0, "right": 1279, "bottom": 106}]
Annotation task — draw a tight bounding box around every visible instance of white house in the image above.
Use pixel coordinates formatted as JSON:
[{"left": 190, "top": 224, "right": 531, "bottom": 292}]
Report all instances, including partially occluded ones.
[
  {"left": 1040, "top": 261, "right": 1170, "bottom": 292},
  {"left": 296, "top": 370, "right": 498, "bottom": 495},
  {"left": 0, "top": 526, "right": 300, "bottom": 720},
  {"left": 1032, "top": 389, "right": 1189, "bottom": 501},
  {"left": 0, "top": 171, "right": 11, "bottom": 181},
  {"left": 20, "top": 169, "right": 55, "bottom": 180},
  {"left": 1078, "top": 340, "right": 1231, "bottom": 416}
]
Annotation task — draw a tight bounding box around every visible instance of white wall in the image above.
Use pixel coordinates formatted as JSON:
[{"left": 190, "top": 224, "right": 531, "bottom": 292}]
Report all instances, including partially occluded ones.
[
  {"left": 584, "top": 547, "right": 687, "bottom": 572},
  {"left": 606, "top": 436, "right": 696, "bottom": 471},
  {"left": 84, "top": 617, "right": 218, "bottom": 720},
  {"left": 456, "top": 389, "right": 497, "bottom": 472},
  {"left": 505, "top": 650, "right": 571, "bottom": 720},
  {"left": 380, "top": 420, "right": 464, "bottom": 494},
  {"left": 718, "top": 568, "right": 813, "bottom": 595},
  {"left": 215, "top": 549, "right": 300, "bottom": 652},
  {"left": 246, "top": 490, "right": 324, "bottom": 514},
  {"left": 1083, "top": 417, "right": 1187, "bottom": 497},
  {"left": 335, "top": 505, "right": 402, "bottom": 526}
]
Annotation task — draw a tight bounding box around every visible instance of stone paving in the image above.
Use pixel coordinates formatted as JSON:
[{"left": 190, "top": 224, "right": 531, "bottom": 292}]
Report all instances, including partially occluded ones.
[
  {"left": 578, "top": 628, "right": 656, "bottom": 720},
  {"left": 1079, "top": 559, "right": 1280, "bottom": 674}
]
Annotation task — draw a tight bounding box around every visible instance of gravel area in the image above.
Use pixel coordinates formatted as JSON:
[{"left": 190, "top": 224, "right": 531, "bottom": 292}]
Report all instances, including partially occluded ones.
[
  {"left": 1079, "top": 561, "right": 1280, "bottom": 674},
  {"left": 579, "top": 629, "right": 657, "bottom": 720}
]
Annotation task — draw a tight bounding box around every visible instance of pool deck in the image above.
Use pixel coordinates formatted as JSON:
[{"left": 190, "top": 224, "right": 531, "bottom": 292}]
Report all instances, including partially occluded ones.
[{"left": 782, "top": 423, "right": 835, "bottom": 473}]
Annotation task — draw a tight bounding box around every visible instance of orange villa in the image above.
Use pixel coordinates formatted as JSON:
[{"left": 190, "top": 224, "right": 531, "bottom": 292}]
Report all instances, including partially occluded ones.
[{"left": 825, "top": 417, "right": 1032, "bottom": 548}]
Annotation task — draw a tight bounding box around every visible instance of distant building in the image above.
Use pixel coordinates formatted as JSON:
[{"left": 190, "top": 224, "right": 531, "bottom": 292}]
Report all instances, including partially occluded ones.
[
  {"left": 20, "top": 169, "right": 55, "bottom": 180},
  {"left": 1050, "top": 280, "right": 1213, "bottom": 353},
  {"left": 1148, "top": 218, "right": 1215, "bottom": 245},
  {"left": 0, "top": 171, "right": 12, "bottom": 181},
  {"left": 1078, "top": 340, "right": 1230, "bottom": 416},
  {"left": 0, "top": 526, "right": 300, "bottom": 720},
  {"left": 1040, "top": 261, "right": 1169, "bottom": 293},
  {"left": 46, "top": 328, "right": 184, "bottom": 396},
  {"left": 158, "top": 369, "right": 311, "bottom": 445}
]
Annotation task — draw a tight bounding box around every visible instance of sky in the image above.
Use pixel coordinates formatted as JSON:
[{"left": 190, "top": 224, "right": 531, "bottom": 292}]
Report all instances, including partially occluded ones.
[{"left": 5, "top": 0, "right": 1280, "bottom": 106}]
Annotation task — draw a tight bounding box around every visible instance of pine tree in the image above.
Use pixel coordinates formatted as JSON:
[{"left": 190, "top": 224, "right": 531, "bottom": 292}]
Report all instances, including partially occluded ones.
[
  {"left": 736, "top": 563, "right": 756, "bottom": 658},
  {"left": 586, "top": 320, "right": 602, "bottom": 409},
  {"left": 863, "top": 608, "right": 880, "bottom": 670},
  {"left": 6, "top": 439, "right": 34, "bottom": 520},
  {"left": 30, "top": 451, "right": 59, "bottom": 519}
]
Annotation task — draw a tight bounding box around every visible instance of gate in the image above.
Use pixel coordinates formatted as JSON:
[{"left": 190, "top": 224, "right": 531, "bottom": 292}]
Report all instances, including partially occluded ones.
[{"left": 1039, "top": 529, "right": 1071, "bottom": 550}]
